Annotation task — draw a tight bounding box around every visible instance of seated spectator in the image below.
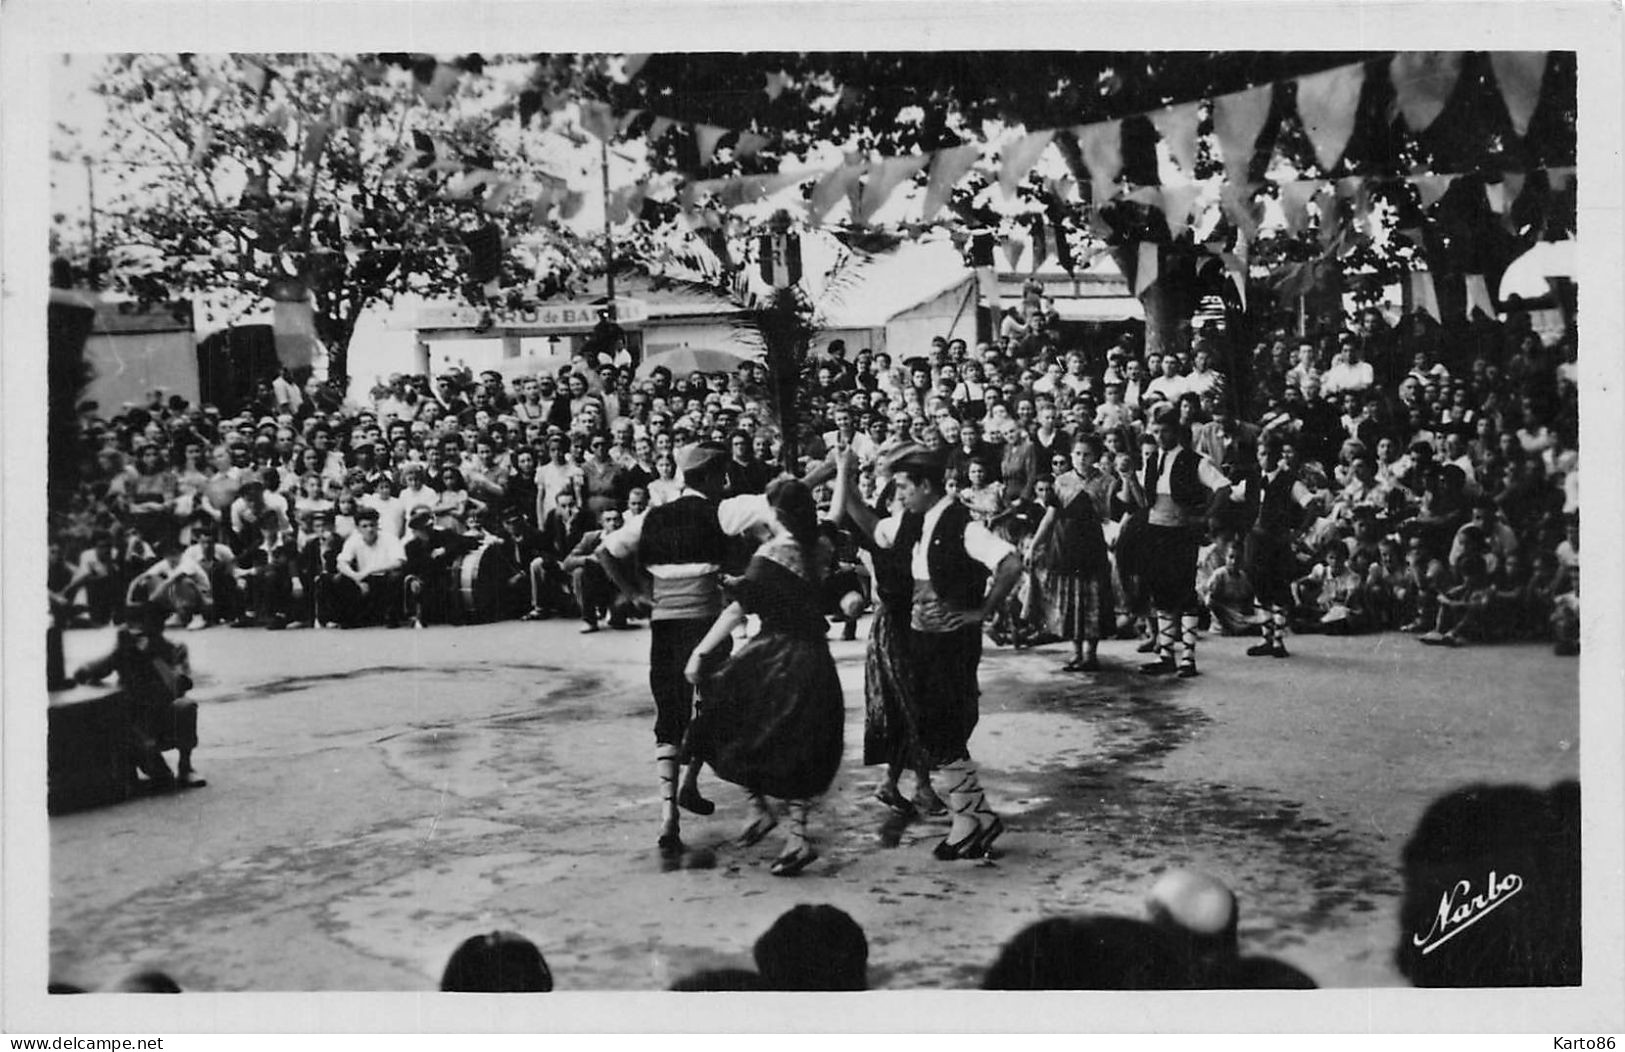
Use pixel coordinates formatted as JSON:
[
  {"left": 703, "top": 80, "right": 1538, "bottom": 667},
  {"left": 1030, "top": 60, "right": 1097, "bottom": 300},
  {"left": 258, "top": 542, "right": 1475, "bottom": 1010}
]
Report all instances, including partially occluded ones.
[
  {"left": 402, "top": 508, "right": 481, "bottom": 628},
  {"left": 327, "top": 507, "right": 406, "bottom": 628},
  {"left": 753, "top": 904, "right": 868, "bottom": 991},
  {"left": 982, "top": 915, "right": 1190, "bottom": 990},
  {"left": 440, "top": 931, "right": 553, "bottom": 992},
  {"left": 1418, "top": 554, "right": 1495, "bottom": 647},
  {"left": 561, "top": 507, "right": 632, "bottom": 633},
  {"left": 1202, "top": 546, "right": 1261, "bottom": 636},
  {"left": 1395, "top": 781, "right": 1579, "bottom": 986},
  {"left": 1292, "top": 542, "right": 1368, "bottom": 634}
]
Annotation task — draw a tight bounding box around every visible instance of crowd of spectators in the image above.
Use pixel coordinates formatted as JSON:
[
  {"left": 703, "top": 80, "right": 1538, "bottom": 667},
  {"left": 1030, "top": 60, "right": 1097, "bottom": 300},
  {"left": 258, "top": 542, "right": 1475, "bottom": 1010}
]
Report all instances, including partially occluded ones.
[{"left": 49, "top": 292, "right": 1580, "bottom": 653}]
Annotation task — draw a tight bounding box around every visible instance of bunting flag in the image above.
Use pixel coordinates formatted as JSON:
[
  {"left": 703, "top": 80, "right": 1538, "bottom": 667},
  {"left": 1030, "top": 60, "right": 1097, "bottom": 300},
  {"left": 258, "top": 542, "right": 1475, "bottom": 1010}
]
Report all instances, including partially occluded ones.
[
  {"left": 617, "top": 108, "right": 645, "bottom": 135},
  {"left": 606, "top": 183, "right": 647, "bottom": 224},
  {"left": 1409, "top": 270, "right": 1442, "bottom": 321},
  {"left": 1213, "top": 84, "right": 1273, "bottom": 183},
  {"left": 735, "top": 131, "right": 771, "bottom": 160},
  {"left": 558, "top": 190, "right": 586, "bottom": 220},
  {"left": 1220, "top": 181, "right": 1263, "bottom": 241},
  {"left": 1001, "top": 235, "right": 1026, "bottom": 272},
  {"left": 1296, "top": 64, "right": 1365, "bottom": 172},
  {"left": 921, "top": 144, "right": 982, "bottom": 222},
  {"left": 1049, "top": 211, "right": 1075, "bottom": 273},
  {"left": 1029, "top": 215, "right": 1049, "bottom": 271},
  {"left": 1411, "top": 173, "right": 1458, "bottom": 209},
  {"left": 712, "top": 170, "right": 808, "bottom": 208},
  {"left": 998, "top": 130, "right": 1055, "bottom": 198},
  {"left": 1388, "top": 51, "right": 1463, "bottom": 132},
  {"left": 1159, "top": 183, "right": 1205, "bottom": 241},
  {"left": 1489, "top": 52, "right": 1548, "bottom": 136},
  {"left": 1150, "top": 102, "right": 1202, "bottom": 175},
  {"left": 1463, "top": 273, "right": 1496, "bottom": 318},
  {"left": 1073, "top": 120, "right": 1123, "bottom": 203},
  {"left": 1220, "top": 251, "right": 1248, "bottom": 308},
  {"left": 857, "top": 154, "right": 928, "bottom": 224},
  {"left": 188, "top": 125, "right": 214, "bottom": 167},
  {"left": 237, "top": 56, "right": 275, "bottom": 100},
  {"left": 1484, "top": 180, "right": 1507, "bottom": 215},
  {"left": 1280, "top": 179, "right": 1326, "bottom": 236},
  {"left": 1134, "top": 241, "right": 1159, "bottom": 295},
  {"left": 808, "top": 159, "right": 866, "bottom": 224},
  {"left": 580, "top": 100, "right": 618, "bottom": 142},
  {"left": 622, "top": 54, "right": 651, "bottom": 80},
  {"left": 695, "top": 124, "right": 728, "bottom": 166},
  {"left": 648, "top": 116, "right": 675, "bottom": 142},
  {"left": 1548, "top": 167, "right": 1575, "bottom": 193},
  {"left": 763, "top": 70, "right": 793, "bottom": 101},
  {"left": 419, "top": 63, "right": 462, "bottom": 107},
  {"left": 271, "top": 298, "right": 320, "bottom": 370},
  {"left": 300, "top": 119, "right": 332, "bottom": 167}
]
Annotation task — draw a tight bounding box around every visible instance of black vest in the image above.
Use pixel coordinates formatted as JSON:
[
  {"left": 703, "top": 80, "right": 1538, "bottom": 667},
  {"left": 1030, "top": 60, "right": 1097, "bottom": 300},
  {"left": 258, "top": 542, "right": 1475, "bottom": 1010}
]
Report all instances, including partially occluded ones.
[
  {"left": 1143, "top": 447, "right": 1207, "bottom": 511},
  {"left": 894, "top": 500, "right": 989, "bottom": 610},
  {"left": 638, "top": 495, "right": 726, "bottom": 567},
  {"left": 1256, "top": 470, "right": 1302, "bottom": 533}
]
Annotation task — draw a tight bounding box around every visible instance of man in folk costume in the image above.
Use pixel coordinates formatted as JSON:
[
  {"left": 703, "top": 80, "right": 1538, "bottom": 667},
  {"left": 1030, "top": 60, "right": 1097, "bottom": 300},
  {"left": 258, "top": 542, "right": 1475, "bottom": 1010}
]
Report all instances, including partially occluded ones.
[
  {"left": 597, "top": 442, "right": 778, "bottom": 858},
  {"left": 1237, "top": 435, "right": 1319, "bottom": 659},
  {"left": 867, "top": 445, "right": 1024, "bottom": 860},
  {"left": 1140, "top": 402, "right": 1233, "bottom": 679}
]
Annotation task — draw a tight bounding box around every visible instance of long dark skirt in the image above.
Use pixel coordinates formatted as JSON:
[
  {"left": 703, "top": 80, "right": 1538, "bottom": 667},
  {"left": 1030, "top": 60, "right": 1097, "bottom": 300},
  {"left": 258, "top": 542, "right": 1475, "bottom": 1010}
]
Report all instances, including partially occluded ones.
[
  {"left": 911, "top": 626, "right": 983, "bottom": 766},
  {"left": 862, "top": 599, "right": 928, "bottom": 769},
  {"left": 1043, "top": 569, "right": 1115, "bottom": 641},
  {"left": 690, "top": 630, "right": 844, "bottom": 801}
]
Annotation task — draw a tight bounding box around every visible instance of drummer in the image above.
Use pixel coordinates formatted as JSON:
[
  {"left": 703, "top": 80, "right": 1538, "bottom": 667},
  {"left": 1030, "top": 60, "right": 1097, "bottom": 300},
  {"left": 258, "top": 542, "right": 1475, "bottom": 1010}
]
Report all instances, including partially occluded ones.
[{"left": 402, "top": 508, "right": 480, "bottom": 629}]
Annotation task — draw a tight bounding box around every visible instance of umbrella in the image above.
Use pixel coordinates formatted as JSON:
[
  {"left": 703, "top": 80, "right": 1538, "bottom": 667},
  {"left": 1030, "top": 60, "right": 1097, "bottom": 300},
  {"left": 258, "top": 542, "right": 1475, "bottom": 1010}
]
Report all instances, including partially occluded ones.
[
  {"left": 636, "top": 346, "right": 759, "bottom": 380},
  {"left": 1498, "top": 240, "right": 1576, "bottom": 301}
]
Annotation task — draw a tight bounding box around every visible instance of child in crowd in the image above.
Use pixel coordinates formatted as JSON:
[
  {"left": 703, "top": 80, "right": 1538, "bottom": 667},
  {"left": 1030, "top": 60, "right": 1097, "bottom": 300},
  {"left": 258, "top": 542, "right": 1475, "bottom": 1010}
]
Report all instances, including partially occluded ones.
[
  {"left": 1202, "top": 545, "right": 1261, "bottom": 636},
  {"left": 1420, "top": 554, "right": 1496, "bottom": 647},
  {"left": 1292, "top": 542, "right": 1367, "bottom": 634}
]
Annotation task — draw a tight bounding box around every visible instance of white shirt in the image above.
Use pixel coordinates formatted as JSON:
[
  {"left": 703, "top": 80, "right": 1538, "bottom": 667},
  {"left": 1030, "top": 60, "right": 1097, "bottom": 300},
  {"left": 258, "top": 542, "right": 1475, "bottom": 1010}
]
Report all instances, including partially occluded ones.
[
  {"left": 873, "top": 495, "right": 1015, "bottom": 579},
  {"left": 1145, "top": 374, "right": 1189, "bottom": 405},
  {"left": 1322, "top": 360, "right": 1375, "bottom": 394},
  {"left": 338, "top": 530, "right": 406, "bottom": 578},
  {"left": 600, "top": 491, "right": 774, "bottom": 578},
  {"left": 363, "top": 493, "right": 407, "bottom": 539}
]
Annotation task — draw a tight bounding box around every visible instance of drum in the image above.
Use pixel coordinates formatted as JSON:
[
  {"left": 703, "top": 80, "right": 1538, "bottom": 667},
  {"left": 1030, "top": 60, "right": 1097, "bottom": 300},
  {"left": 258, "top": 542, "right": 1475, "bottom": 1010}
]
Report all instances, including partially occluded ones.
[{"left": 450, "top": 544, "right": 519, "bottom": 624}]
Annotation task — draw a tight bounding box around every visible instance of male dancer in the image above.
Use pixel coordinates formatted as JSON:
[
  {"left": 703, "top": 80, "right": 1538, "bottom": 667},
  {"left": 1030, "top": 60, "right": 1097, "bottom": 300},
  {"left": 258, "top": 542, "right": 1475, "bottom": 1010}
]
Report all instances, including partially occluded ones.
[
  {"left": 1139, "top": 402, "right": 1232, "bottom": 678},
  {"left": 846, "top": 445, "right": 1023, "bottom": 860},
  {"left": 598, "top": 442, "right": 776, "bottom": 857},
  {"left": 1239, "top": 436, "right": 1317, "bottom": 658}
]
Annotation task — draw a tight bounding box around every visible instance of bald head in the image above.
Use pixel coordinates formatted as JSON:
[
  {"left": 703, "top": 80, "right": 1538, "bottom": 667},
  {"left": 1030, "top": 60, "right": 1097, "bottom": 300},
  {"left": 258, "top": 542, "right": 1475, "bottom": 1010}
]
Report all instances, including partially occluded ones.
[{"left": 1146, "top": 869, "right": 1240, "bottom": 980}]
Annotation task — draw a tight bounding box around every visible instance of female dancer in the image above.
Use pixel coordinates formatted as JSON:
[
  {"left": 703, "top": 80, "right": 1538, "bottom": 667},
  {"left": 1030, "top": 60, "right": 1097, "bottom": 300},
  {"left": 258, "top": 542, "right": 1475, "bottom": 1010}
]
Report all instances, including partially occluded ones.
[
  {"left": 682, "top": 479, "right": 846, "bottom": 876},
  {"left": 835, "top": 448, "right": 944, "bottom": 818},
  {"left": 1030, "top": 435, "right": 1115, "bottom": 671}
]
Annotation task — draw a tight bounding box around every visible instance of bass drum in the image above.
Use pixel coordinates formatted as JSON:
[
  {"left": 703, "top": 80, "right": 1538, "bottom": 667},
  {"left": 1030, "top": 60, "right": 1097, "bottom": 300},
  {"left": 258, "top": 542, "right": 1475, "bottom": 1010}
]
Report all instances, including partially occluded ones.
[{"left": 449, "top": 544, "right": 520, "bottom": 624}]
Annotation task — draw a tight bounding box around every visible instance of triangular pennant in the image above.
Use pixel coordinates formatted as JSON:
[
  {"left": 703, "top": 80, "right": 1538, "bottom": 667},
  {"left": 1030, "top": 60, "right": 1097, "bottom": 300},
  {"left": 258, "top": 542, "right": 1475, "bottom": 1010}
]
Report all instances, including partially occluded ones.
[
  {"left": 1001, "top": 236, "right": 1026, "bottom": 272},
  {"left": 1504, "top": 171, "right": 1527, "bottom": 208},
  {"left": 1387, "top": 52, "right": 1464, "bottom": 133},
  {"left": 1213, "top": 84, "right": 1274, "bottom": 183},
  {"left": 998, "top": 129, "right": 1055, "bottom": 198},
  {"left": 622, "top": 54, "right": 651, "bottom": 80},
  {"left": 300, "top": 119, "right": 332, "bottom": 167},
  {"left": 694, "top": 124, "right": 729, "bottom": 167},
  {"left": 763, "top": 70, "right": 792, "bottom": 101},
  {"left": 858, "top": 154, "right": 928, "bottom": 224},
  {"left": 1029, "top": 215, "right": 1049, "bottom": 272},
  {"left": 716, "top": 170, "right": 807, "bottom": 208},
  {"left": 735, "top": 131, "right": 771, "bottom": 160},
  {"left": 419, "top": 63, "right": 462, "bottom": 107},
  {"left": 1318, "top": 191, "right": 1345, "bottom": 252},
  {"left": 1296, "top": 64, "right": 1365, "bottom": 173},
  {"left": 808, "top": 159, "right": 865, "bottom": 225},
  {"left": 1411, "top": 173, "right": 1458, "bottom": 209},
  {"left": 921, "top": 144, "right": 982, "bottom": 222},
  {"left": 1463, "top": 273, "right": 1496, "bottom": 319},
  {"left": 606, "top": 183, "right": 647, "bottom": 225},
  {"left": 1547, "top": 167, "right": 1575, "bottom": 192},
  {"left": 1135, "top": 241, "right": 1160, "bottom": 296},
  {"left": 1489, "top": 52, "right": 1548, "bottom": 136},
  {"left": 1220, "top": 251, "right": 1249, "bottom": 308},
  {"left": 188, "top": 125, "right": 214, "bottom": 167},
  {"left": 647, "top": 116, "right": 675, "bottom": 142},
  {"left": 580, "top": 101, "right": 618, "bottom": 142},
  {"left": 1280, "top": 180, "right": 1326, "bottom": 237},
  {"left": 1149, "top": 102, "right": 1202, "bottom": 175},
  {"left": 238, "top": 56, "right": 275, "bottom": 99},
  {"left": 1409, "top": 270, "right": 1441, "bottom": 321},
  {"left": 617, "top": 108, "right": 645, "bottom": 135},
  {"left": 1159, "top": 183, "right": 1204, "bottom": 242},
  {"left": 1220, "top": 181, "right": 1263, "bottom": 241},
  {"left": 558, "top": 190, "right": 586, "bottom": 220},
  {"left": 1073, "top": 120, "right": 1124, "bottom": 203},
  {"left": 1124, "top": 186, "right": 1162, "bottom": 206}
]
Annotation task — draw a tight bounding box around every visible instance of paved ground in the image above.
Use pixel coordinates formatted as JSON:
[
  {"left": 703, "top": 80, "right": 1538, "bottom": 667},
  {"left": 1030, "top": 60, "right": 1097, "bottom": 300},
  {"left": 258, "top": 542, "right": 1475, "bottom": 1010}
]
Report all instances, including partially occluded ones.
[{"left": 48, "top": 617, "right": 1579, "bottom": 991}]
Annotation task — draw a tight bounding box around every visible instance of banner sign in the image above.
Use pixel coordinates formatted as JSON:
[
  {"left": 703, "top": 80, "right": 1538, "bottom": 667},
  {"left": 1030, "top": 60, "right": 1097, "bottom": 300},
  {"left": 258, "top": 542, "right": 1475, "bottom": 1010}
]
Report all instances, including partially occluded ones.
[{"left": 414, "top": 298, "right": 649, "bottom": 331}]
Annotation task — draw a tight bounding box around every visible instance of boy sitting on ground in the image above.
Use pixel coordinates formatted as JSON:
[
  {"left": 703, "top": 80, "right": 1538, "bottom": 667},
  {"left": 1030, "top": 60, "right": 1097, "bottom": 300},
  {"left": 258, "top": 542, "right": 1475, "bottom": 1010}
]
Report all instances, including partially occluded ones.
[{"left": 1419, "top": 554, "right": 1496, "bottom": 648}]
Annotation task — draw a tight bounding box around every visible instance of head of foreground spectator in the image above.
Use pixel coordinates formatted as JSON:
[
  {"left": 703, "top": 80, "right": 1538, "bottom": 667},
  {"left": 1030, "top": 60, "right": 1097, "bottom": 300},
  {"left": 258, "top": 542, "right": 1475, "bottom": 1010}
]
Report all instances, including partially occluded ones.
[
  {"left": 982, "top": 915, "right": 1191, "bottom": 990},
  {"left": 440, "top": 930, "right": 554, "bottom": 992},
  {"left": 753, "top": 904, "right": 868, "bottom": 991},
  {"left": 1145, "top": 869, "right": 1240, "bottom": 983}
]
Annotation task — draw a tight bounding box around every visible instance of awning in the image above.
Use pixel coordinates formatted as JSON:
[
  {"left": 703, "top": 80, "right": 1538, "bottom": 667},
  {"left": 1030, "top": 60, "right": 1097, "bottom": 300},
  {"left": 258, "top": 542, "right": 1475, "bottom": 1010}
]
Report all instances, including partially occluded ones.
[{"left": 1052, "top": 296, "right": 1144, "bottom": 322}]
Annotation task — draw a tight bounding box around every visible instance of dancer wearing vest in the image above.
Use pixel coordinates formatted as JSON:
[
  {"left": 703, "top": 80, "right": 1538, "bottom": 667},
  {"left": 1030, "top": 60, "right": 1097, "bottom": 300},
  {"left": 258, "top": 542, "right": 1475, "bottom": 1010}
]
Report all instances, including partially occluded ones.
[
  {"left": 598, "top": 443, "right": 776, "bottom": 858},
  {"left": 1139, "top": 403, "right": 1232, "bottom": 678},
  {"left": 1239, "top": 436, "right": 1318, "bottom": 658},
  {"left": 849, "top": 444, "right": 1024, "bottom": 860}
]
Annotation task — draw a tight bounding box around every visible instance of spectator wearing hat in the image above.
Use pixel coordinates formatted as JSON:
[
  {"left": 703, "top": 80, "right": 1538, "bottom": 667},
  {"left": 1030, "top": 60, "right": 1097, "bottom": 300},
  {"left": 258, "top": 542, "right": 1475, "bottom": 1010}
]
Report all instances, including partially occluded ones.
[
  {"left": 837, "top": 443, "right": 1022, "bottom": 861},
  {"left": 1136, "top": 403, "right": 1233, "bottom": 678},
  {"left": 327, "top": 506, "right": 406, "bottom": 628},
  {"left": 295, "top": 509, "right": 343, "bottom": 628},
  {"left": 402, "top": 508, "right": 481, "bottom": 628},
  {"left": 598, "top": 441, "right": 781, "bottom": 857}
]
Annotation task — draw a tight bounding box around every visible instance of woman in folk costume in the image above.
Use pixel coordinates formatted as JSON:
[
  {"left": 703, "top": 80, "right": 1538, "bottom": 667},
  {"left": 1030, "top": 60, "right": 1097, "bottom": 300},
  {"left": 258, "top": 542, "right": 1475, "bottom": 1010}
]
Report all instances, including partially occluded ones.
[
  {"left": 682, "top": 479, "right": 846, "bottom": 877},
  {"left": 835, "top": 447, "right": 944, "bottom": 819},
  {"left": 1138, "top": 403, "right": 1233, "bottom": 678},
  {"left": 839, "top": 443, "right": 1025, "bottom": 861},
  {"left": 1030, "top": 435, "right": 1116, "bottom": 672}
]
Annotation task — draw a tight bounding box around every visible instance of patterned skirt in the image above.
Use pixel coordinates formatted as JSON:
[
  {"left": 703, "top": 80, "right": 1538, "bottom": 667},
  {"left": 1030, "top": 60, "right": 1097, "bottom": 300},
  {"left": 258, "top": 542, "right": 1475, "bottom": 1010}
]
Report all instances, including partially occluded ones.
[
  {"left": 1042, "top": 569, "right": 1114, "bottom": 641},
  {"left": 862, "top": 599, "right": 928, "bottom": 769}
]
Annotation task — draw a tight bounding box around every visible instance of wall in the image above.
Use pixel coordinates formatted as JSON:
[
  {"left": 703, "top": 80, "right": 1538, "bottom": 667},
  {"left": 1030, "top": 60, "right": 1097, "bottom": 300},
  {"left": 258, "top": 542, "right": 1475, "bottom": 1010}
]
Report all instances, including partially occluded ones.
[
  {"left": 886, "top": 282, "right": 977, "bottom": 360},
  {"left": 81, "top": 331, "right": 199, "bottom": 412}
]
